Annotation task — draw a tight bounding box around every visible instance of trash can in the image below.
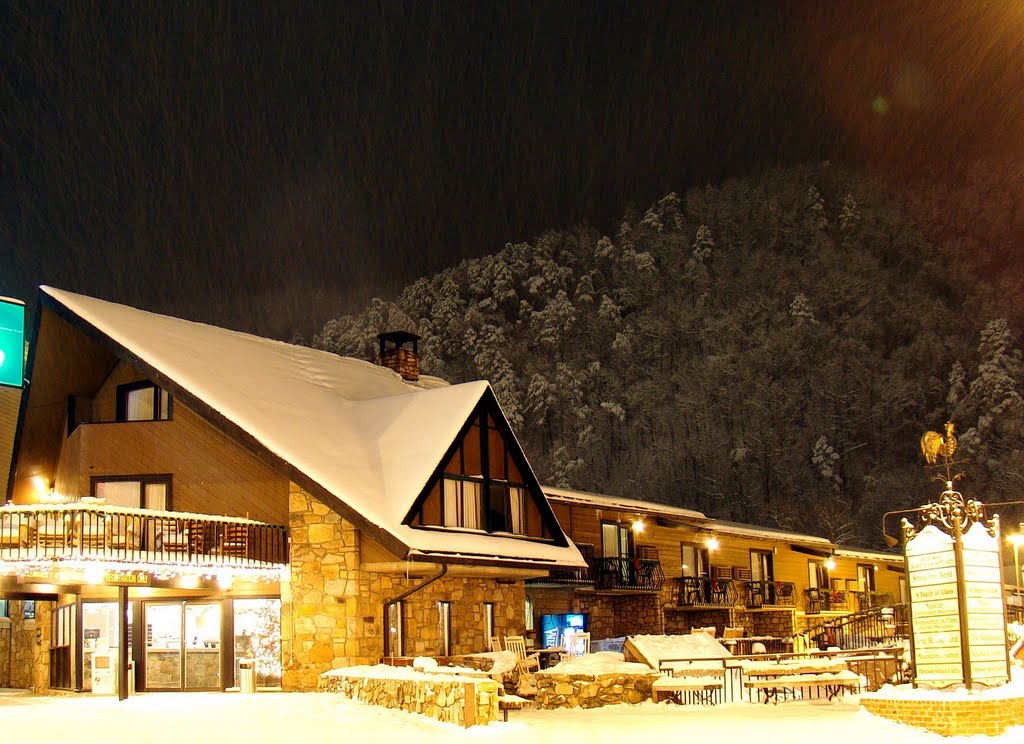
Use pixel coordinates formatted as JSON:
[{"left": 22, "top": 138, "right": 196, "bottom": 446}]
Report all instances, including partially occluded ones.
[{"left": 238, "top": 658, "right": 256, "bottom": 693}]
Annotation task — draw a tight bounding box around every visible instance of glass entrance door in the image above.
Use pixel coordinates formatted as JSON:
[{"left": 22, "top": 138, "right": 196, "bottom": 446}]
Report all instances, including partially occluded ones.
[{"left": 144, "top": 601, "right": 221, "bottom": 690}]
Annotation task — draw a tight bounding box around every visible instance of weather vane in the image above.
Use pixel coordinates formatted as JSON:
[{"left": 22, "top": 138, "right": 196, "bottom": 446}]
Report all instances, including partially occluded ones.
[{"left": 919, "top": 421, "right": 967, "bottom": 486}]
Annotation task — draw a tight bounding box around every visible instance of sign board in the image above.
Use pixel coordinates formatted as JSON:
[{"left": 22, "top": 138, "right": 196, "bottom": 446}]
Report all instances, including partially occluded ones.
[
  {"left": 0, "top": 298, "right": 25, "bottom": 389},
  {"left": 906, "top": 525, "right": 963, "bottom": 688},
  {"left": 961, "top": 522, "right": 1010, "bottom": 686},
  {"left": 904, "top": 510, "right": 1010, "bottom": 689}
]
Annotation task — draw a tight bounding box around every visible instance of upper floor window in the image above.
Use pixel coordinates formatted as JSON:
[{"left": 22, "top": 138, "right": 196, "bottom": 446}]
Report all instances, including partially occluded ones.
[
  {"left": 116, "top": 381, "right": 171, "bottom": 422},
  {"left": 409, "top": 407, "right": 543, "bottom": 537}
]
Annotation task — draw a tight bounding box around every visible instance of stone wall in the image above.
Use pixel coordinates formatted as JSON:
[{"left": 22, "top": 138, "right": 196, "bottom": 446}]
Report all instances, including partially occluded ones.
[
  {"left": 526, "top": 589, "right": 662, "bottom": 643},
  {"left": 0, "top": 619, "right": 9, "bottom": 686},
  {"left": 861, "top": 692, "right": 1024, "bottom": 737},
  {"left": 284, "top": 485, "right": 528, "bottom": 691},
  {"left": 534, "top": 669, "right": 659, "bottom": 709},
  {"left": 6, "top": 600, "right": 53, "bottom": 691},
  {"left": 318, "top": 670, "right": 501, "bottom": 727}
]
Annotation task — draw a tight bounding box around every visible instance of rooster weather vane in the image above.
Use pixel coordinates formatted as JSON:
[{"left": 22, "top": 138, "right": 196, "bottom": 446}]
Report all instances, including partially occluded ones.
[{"left": 920, "top": 421, "right": 967, "bottom": 484}]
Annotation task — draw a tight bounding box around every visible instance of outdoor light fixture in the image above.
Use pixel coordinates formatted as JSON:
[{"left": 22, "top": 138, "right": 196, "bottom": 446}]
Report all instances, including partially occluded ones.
[
  {"left": 1008, "top": 532, "right": 1024, "bottom": 592},
  {"left": 706, "top": 536, "right": 719, "bottom": 550},
  {"left": 632, "top": 518, "right": 645, "bottom": 533},
  {"left": 825, "top": 557, "right": 836, "bottom": 571}
]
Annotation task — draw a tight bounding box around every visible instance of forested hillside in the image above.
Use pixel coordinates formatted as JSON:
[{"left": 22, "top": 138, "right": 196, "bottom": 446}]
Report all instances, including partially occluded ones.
[{"left": 312, "top": 163, "right": 1024, "bottom": 548}]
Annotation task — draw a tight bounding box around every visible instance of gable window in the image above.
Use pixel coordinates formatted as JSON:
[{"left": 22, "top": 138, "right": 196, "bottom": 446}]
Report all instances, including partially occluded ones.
[
  {"left": 116, "top": 381, "right": 171, "bottom": 422},
  {"left": 406, "top": 396, "right": 555, "bottom": 540}
]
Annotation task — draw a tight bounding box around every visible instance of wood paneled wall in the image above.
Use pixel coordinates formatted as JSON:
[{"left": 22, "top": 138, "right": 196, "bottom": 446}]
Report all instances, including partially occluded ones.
[
  {"left": 53, "top": 365, "right": 289, "bottom": 524},
  {"left": 549, "top": 501, "right": 904, "bottom": 603}
]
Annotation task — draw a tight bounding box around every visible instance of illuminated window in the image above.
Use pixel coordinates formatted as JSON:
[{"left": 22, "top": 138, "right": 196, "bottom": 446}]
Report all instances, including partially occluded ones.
[
  {"left": 408, "top": 400, "right": 551, "bottom": 538},
  {"left": 116, "top": 381, "right": 171, "bottom": 422}
]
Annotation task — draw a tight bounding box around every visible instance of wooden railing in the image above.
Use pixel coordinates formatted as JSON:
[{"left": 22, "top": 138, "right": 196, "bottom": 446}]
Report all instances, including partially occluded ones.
[{"left": 0, "top": 503, "right": 288, "bottom": 567}]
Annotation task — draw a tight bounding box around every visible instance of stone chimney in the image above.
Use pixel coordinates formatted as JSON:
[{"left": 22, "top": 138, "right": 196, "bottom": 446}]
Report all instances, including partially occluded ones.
[{"left": 376, "top": 331, "right": 421, "bottom": 382}]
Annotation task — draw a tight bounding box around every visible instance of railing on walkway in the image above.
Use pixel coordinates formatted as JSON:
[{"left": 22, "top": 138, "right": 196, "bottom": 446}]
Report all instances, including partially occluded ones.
[
  {"left": 656, "top": 646, "right": 906, "bottom": 703},
  {"left": 803, "top": 603, "right": 910, "bottom": 650},
  {"left": 0, "top": 503, "right": 288, "bottom": 567}
]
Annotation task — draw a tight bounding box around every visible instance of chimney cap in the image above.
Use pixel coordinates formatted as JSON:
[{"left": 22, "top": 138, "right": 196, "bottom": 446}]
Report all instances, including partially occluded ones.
[{"left": 376, "top": 330, "right": 421, "bottom": 345}]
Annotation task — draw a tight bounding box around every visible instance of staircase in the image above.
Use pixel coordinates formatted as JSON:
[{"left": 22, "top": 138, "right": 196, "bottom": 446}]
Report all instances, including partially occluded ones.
[{"left": 802, "top": 603, "right": 909, "bottom": 650}]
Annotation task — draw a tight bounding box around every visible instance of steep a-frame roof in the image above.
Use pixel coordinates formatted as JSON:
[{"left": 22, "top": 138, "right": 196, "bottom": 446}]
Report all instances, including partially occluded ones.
[{"left": 24, "top": 287, "right": 584, "bottom": 569}]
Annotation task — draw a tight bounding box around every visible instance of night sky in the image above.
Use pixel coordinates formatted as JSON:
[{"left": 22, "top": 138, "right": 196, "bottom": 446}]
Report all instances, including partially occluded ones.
[{"left": 3, "top": 1, "right": 1024, "bottom": 339}]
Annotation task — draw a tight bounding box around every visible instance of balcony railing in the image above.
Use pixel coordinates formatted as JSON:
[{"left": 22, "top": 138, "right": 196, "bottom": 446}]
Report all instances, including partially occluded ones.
[
  {"left": 530, "top": 545, "right": 664, "bottom": 593},
  {"left": 0, "top": 503, "right": 288, "bottom": 568},
  {"left": 594, "top": 557, "right": 664, "bottom": 592},
  {"left": 674, "top": 578, "right": 798, "bottom": 608}
]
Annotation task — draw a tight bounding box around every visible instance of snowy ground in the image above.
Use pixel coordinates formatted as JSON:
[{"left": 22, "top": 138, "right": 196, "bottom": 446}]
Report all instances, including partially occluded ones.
[{"left": 2, "top": 688, "right": 1022, "bottom": 744}]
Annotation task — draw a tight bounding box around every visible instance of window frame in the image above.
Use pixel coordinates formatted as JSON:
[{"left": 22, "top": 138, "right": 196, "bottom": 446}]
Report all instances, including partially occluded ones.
[
  {"left": 116, "top": 380, "right": 172, "bottom": 422},
  {"left": 91, "top": 474, "right": 173, "bottom": 510}
]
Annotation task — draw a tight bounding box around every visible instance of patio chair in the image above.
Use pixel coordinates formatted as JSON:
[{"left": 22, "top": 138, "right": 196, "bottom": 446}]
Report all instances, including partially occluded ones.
[
  {"left": 504, "top": 635, "right": 540, "bottom": 674},
  {"left": 723, "top": 626, "right": 745, "bottom": 640},
  {"left": 0, "top": 513, "right": 31, "bottom": 548},
  {"left": 490, "top": 636, "right": 503, "bottom": 653},
  {"left": 565, "top": 631, "right": 590, "bottom": 657},
  {"left": 36, "top": 513, "right": 70, "bottom": 549},
  {"left": 106, "top": 516, "right": 140, "bottom": 551}
]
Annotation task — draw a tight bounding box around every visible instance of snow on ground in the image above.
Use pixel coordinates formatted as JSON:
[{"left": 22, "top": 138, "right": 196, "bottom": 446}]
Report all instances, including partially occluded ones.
[{"left": 2, "top": 688, "right": 1022, "bottom": 744}]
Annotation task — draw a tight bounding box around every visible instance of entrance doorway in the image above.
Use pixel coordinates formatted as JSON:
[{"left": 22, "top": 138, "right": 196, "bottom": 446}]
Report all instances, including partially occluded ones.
[{"left": 143, "top": 601, "right": 222, "bottom": 690}]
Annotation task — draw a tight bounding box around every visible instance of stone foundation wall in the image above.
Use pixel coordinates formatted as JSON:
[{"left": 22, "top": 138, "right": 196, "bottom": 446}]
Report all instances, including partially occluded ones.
[
  {"left": 527, "top": 590, "right": 662, "bottom": 643},
  {"left": 284, "top": 486, "right": 527, "bottom": 691},
  {"left": 0, "top": 619, "right": 9, "bottom": 687},
  {"left": 861, "top": 693, "right": 1024, "bottom": 737},
  {"left": 318, "top": 671, "right": 501, "bottom": 727},
  {"left": 7, "top": 600, "right": 53, "bottom": 691},
  {"left": 534, "top": 670, "right": 659, "bottom": 708}
]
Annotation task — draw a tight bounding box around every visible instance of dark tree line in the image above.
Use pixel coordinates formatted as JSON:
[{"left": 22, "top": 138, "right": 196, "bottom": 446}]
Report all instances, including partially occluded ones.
[{"left": 313, "top": 163, "right": 1024, "bottom": 548}]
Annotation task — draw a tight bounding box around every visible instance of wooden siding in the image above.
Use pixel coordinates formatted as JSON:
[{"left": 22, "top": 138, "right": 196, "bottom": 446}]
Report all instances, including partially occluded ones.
[
  {"left": 56, "top": 398, "right": 288, "bottom": 525},
  {"left": 549, "top": 500, "right": 903, "bottom": 605}
]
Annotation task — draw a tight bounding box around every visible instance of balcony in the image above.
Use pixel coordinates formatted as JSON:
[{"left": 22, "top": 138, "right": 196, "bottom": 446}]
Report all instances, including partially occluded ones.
[
  {"left": 0, "top": 503, "right": 288, "bottom": 571},
  {"left": 674, "top": 578, "right": 797, "bottom": 608},
  {"left": 529, "top": 544, "right": 664, "bottom": 593},
  {"left": 594, "top": 557, "right": 665, "bottom": 593}
]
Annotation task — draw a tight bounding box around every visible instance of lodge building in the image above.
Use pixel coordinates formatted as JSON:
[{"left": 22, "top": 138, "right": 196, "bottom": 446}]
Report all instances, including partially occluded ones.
[
  {"left": 0, "top": 287, "right": 905, "bottom": 697},
  {"left": 0, "top": 287, "right": 585, "bottom": 695}
]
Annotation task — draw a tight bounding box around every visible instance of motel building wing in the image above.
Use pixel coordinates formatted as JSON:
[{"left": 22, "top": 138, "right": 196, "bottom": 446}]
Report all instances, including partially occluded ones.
[{"left": 0, "top": 287, "right": 585, "bottom": 695}]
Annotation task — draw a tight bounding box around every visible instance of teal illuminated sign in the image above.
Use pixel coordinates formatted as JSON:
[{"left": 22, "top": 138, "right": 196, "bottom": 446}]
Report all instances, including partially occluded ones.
[{"left": 0, "top": 298, "right": 25, "bottom": 388}]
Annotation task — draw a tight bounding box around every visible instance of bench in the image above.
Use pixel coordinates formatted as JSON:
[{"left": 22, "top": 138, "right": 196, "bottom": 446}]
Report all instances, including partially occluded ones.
[
  {"left": 652, "top": 671, "right": 726, "bottom": 705},
  {"left": 743, "top": 670, "right": 860, "bottom": 704},
  {"left": 497, "top": 692, "right": 532, "bottom": 721}
]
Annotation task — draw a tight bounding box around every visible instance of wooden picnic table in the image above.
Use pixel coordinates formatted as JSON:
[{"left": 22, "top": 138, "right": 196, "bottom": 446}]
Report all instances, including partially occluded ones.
[{"left": 739, "top": 658, "right": 857, "bottom": 704}]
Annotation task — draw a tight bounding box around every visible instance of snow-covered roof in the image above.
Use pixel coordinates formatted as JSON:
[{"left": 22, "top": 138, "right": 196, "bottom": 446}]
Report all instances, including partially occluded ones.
[
  {"left": 833, "top": 546, "right": 903, "bottom": 565},
  {"left": 39, "top": 287, "right": 584, "bottom": 568},
  {"left": 707, "top": 519, "right": 835, "bottom": 548},
  {"left": 542, "top": 485, "right": 707, "bottom": 523}
]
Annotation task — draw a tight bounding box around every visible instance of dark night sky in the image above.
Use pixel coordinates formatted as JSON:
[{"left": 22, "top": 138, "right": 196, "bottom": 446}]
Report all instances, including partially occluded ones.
[{"left": 3, "top": 1, "right": 1024, "bottom": 339}]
